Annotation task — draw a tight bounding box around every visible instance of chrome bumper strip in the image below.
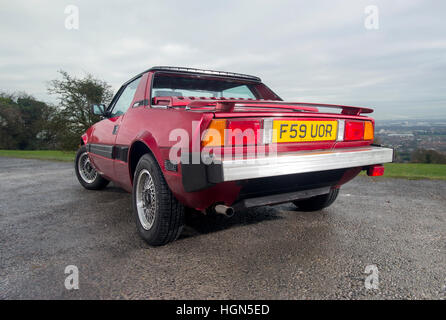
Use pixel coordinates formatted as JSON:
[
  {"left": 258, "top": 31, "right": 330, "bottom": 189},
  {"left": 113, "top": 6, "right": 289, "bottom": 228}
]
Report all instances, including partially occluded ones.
[{"left": 216, "top": 146, "right": 393, "bottom": 181}]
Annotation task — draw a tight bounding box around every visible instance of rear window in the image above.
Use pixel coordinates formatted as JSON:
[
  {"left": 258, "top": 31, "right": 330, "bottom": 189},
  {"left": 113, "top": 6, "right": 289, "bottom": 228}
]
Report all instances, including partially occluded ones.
[{"left": 152, "top": 73, "right": 258, "bottom": 99}]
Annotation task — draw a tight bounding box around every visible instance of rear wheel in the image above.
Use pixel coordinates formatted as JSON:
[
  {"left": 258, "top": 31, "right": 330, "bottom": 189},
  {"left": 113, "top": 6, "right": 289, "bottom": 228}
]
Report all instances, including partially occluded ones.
[
  {"left": 132, "top": 153, "right": 184, "bottom": 246},
  {"left": 292, "top": 188, "right": 339, "bottom": 212},
  {"left": 75, "top": 145, "right": 109, "bottom": 190}
]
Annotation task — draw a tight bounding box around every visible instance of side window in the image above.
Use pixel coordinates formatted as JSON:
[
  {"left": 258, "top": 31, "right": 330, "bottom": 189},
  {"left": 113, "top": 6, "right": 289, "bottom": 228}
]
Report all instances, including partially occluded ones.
[{"left": 109, "top": 77, "right": 141, "bottom": 117}]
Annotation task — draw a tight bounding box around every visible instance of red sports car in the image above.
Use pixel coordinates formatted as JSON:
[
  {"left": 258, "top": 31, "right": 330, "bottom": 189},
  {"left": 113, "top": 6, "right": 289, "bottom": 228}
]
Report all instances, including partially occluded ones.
[{"left": 75, "top": 66, "right": 393, "bottom": 245}]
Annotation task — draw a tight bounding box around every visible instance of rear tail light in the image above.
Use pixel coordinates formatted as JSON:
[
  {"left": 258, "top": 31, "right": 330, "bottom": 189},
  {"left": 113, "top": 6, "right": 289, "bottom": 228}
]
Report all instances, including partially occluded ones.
[
  {"left": 201, "top": 119, "right": 261, "bottom": 147},
  {"left": 367, "top": 164, "right": 384, "bottom": 176},
  {"left": 344, "top": 121, "right": 364, "bottom": 141},
  {"left": 344, "top": 120, "right": 374, "bottom": 141}
]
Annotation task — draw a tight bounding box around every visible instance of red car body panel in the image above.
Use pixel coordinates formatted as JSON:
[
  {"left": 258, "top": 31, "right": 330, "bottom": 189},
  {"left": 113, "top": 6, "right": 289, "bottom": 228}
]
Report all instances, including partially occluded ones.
[{"left": 82, "top": 67, "right": 392, "bottom": 211}]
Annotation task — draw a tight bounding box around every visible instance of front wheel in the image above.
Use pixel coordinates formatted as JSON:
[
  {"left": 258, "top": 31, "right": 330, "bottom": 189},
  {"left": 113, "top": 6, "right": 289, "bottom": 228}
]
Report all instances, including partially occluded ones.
[
  {"left": 292, "top": 188, "right": 339, "bottom": 212},
  {"left": 132, "top": 154, "right": 184, "bottom": 246},
  {"left": 75, "top": 145, "right": 109, "bottom": 190}
]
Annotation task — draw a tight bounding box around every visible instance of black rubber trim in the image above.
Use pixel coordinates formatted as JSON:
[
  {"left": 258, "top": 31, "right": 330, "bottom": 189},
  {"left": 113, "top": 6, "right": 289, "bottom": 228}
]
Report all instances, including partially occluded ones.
[
  {"left": 87, "top": 143, "right": 129, "bottom": 163},
  {"left": 87, "top": 143, "right": 114, "bottom": 159},
  {"left": 113, "top": 145, "right": 129, "bottom": 162},
  {"left": 180, "top": 152, "right": 223, "bottom": 192},
  {"left": 206, "top": 163, "right": 223, "bottom": 183}
]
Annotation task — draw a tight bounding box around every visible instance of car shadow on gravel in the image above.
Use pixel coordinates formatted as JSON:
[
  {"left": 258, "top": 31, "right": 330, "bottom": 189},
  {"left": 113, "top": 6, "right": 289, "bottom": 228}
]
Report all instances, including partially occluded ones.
[
  {"left": 180, "top": 206, "right": 283, "bottom": 239},
  {"left": 100, "top": 184, "right": 128, "bottom": 194}
]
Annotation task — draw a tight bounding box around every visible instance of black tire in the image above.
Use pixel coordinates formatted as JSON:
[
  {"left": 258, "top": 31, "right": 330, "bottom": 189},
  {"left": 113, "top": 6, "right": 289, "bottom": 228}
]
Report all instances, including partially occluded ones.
[
  {"left": 74, "top": 145, "right": 109, "bottom": 190},
  {"left": 132, "top": 153, "right": 184, "bottom": 246},
  {"left": 292, "top": 188, "right": 339, "bottom": 212}
]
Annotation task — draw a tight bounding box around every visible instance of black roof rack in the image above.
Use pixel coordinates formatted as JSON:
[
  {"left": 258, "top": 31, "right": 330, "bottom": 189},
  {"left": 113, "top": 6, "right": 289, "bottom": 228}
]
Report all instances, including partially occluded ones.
[{"left": 147, "top": 66, "right": 261, "bottom": 82}]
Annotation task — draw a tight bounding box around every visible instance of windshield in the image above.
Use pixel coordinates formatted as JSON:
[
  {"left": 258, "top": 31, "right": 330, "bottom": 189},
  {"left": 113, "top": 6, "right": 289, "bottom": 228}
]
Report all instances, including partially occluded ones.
[{"left": 152, "top": 73, "right": 260, "bottom": 99}]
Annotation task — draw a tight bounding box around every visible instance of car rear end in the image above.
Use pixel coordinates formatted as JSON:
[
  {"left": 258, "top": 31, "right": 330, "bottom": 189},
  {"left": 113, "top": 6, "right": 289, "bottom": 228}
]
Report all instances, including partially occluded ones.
[{"left": 181, "top": 100, "right": 393, "bottom": 212}]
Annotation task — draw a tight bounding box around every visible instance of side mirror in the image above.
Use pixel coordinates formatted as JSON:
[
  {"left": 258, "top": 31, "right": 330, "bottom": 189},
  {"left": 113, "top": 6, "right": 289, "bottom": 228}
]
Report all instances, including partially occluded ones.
[{"left": 91, "top": 104, "right": 106, "bottom": 116}]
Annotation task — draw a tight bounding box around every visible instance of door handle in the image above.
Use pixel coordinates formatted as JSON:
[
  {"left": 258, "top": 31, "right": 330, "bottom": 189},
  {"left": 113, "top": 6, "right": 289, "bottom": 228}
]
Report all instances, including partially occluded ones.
[{"left": 112, "top": 125, "right": 119, "bottom": 135}]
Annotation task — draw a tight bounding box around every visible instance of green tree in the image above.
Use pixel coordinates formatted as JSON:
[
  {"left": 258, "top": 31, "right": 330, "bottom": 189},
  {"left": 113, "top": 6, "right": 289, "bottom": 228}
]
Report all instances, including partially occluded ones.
[
  {"left": 16, "top": 93, "right": 58, "bottom": 149},
  {"left": 47, "top": 70, "right": 114, "bottom": 150},
  {"left": 0, "top": 93, "right": 59, "bottom": 150},
  {"left": 0, "top": 94, "right": 24, "bottom": 149}
]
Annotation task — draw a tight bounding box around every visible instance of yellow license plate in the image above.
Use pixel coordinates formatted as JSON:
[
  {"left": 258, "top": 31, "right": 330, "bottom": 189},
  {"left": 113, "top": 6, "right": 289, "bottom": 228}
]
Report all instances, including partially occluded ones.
[{"left": 272, "top": 120, "right": 338, "bottom": 143}]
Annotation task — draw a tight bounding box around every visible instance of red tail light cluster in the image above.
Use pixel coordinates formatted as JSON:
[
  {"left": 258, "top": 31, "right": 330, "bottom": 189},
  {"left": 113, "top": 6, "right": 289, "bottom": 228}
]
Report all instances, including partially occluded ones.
[
  {"left": 344, "top": 120, "right": 374, "bottom": 141},
  {"left": 202, "top": 118, "right": 374, "bottom": 146},
  {"left": 202, "top": 119, "right": 261, "bottom": 147}
]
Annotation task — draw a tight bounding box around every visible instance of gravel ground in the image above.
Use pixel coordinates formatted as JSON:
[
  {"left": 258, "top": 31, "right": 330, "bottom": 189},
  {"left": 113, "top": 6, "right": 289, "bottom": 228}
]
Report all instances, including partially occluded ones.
[{"left": 0, "top": 157, "right": 445, "bottom": 299}]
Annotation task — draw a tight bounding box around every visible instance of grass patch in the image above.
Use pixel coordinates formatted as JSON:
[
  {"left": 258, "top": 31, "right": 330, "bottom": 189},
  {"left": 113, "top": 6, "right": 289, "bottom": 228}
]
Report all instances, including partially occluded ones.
[
  {"left": 361, "top": 163, "right": 446, "bottom": 180},
  {"left": 0, "top": 150, "right": 76, "bottom": 162}
]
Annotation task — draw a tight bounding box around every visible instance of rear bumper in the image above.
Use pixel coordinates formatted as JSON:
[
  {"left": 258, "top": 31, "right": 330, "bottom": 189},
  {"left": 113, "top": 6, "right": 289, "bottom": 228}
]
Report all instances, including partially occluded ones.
[
  {"left": 214, "top": 146, "right": 393, "bottom": 182},
  {"left": 181, "top": 146, "right": 393, "bottom": 192}
]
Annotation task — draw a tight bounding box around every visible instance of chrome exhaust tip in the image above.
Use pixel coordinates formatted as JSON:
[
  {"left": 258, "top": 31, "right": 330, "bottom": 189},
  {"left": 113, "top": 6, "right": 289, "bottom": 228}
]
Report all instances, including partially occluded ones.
[{"left": 214, "top": 204, "right": 235, "bottom": 218}]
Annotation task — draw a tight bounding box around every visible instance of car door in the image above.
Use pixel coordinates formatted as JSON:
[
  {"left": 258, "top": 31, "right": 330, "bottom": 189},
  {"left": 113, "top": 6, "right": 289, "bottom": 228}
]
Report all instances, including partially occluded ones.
[{"left": 88, "top": 77, "right": 141, "bottom": 180}]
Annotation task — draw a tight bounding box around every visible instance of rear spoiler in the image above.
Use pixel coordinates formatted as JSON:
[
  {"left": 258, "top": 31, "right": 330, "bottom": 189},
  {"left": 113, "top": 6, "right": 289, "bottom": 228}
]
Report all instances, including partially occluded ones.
[{"left": 185, "top": 99, "right": 373, "bottom": 116}]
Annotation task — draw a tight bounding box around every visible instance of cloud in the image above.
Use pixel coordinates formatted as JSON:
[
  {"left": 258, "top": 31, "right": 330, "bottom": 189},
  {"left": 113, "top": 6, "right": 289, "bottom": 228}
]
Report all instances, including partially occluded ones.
[{"left": 0, "top": 0, "right": 445, "bottom": 119}]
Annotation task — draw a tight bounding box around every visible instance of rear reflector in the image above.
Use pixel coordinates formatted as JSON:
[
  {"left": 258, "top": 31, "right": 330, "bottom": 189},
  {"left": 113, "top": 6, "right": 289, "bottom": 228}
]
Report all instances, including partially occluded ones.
[
  {"left": 367, "top": 165, "right": 385, "bottom": 176},
  {"left": 344, "top": 121, "right": 364, "bottom": 141}
]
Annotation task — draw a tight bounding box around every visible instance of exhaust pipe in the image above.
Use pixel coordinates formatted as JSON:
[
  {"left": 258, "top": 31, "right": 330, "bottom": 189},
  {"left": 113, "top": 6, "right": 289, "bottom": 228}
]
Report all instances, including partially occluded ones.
[{"left": 214, "top": 204, "right": 235, "bottom": 218}]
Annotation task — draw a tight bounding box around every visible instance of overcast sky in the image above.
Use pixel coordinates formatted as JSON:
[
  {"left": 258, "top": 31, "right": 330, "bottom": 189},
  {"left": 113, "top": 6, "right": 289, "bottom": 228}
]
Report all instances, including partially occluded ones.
[{"left": 1, "top": 0, "right": 445, "bottom": 119}]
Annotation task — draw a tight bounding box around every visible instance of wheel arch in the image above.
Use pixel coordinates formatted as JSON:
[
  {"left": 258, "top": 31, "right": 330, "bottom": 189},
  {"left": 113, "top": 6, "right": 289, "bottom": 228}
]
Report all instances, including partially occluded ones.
[{"left": 128, "top": 132, "right": 163, "bottom": 185}]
